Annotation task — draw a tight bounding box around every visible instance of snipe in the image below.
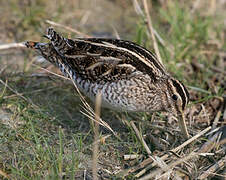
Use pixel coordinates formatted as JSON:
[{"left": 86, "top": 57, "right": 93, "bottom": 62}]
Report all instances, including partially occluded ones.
[{"left": 26, "top": 27, "right": 190, "bottom": 139}]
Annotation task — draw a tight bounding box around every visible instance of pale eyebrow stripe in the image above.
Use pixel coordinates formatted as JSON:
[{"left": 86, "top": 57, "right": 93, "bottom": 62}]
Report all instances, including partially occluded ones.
[{"left": 172, "top": 79, "right": 188, "bottom": 110}]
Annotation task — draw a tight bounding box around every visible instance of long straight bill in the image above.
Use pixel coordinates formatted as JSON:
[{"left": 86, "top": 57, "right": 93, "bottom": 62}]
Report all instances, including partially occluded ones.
[{"left": 178, "top": 112, "right": 189, "bottom": 139}]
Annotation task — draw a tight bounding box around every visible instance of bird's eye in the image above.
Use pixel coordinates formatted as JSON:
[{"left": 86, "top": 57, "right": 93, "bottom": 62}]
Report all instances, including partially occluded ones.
[{"left": 172, "top": 94, "right": 178, "bottom": 101}]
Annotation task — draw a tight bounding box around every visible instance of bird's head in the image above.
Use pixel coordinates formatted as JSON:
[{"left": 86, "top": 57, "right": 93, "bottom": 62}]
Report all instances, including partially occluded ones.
[
  {"left": 163, "top": 77, "right": 190, "bottom": 138},
  {"left": 25, "top": 41, "right": 59, "bottom": 64}
]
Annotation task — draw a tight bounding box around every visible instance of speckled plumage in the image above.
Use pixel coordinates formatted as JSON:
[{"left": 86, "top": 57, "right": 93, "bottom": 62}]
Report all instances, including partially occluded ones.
[{"left": 26, "top": 27, "right": 190, "bottom": 138}]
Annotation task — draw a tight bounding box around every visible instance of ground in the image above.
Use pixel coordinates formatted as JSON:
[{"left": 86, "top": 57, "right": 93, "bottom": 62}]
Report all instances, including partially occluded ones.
[{"left": 0, "top": 0, "right": 225, "bottom": 179}]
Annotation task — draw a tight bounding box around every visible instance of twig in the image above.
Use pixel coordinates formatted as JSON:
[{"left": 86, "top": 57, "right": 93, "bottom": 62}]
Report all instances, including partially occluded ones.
[
  {"left": 31, "top": 64, "right": 70, "bottom": 80},
  {"left": 142, "top": 0, "right": 162, "bottom": 64},
  {"left": 152, "top": 28, "right": 174, "bottom": 54},
  {"left": 0, "top": 79, "right": 7, "bottom": 98},
  {"left": 79, "top": 11, "right": 91, "bottom": 26},
  {"left": 136, "top": 127, "right": 211, "bottom": 178},
  {"left": 111, "top": 25, "right": 120, "bottom": 39},
  {"left": 0, "top": 65, "right": 7, "bottom": 75},
  {"left": 45, "top": 20, "right": 90, "bottom": 38},
  {"left": 212, "top": 104, "right": 223, "bottom": 129},
  {"left": 0, "top": 42, "right": 26, "bottom": 51},
  {"left": 198, "top": 129, "right": 222, "bottom": 153},
  {"left": 122, "top": 126, "right": 211, "bottom": 178},
  {"left": 3, "top": 87, "right": 55, "bottom": 99},
  {"left": 124, "top": 154, "right": 142, "bottom": 161},
  {"left": 92, "top": 92, "right": 102, "bottom": 180},
  {"left": 133, "top": 0, "right": 173, "bottom": 54},
  {"left": 140, "top": 152, "right": 199, "bottom": 180},
  {"left": 197, "top": 154, "right": 226, "bottom": 179},
  {"left": 0, "top": 78, "right": 38, "bottom": 109},
  {"left": 0, "top": 169, "right": 10, "bottom": 179},
  {"left": 130, "top": 121, "right": 152, "bottom": 155},
  {"left": 133, "top": 0, "right": 144, "bottom": 16},
  {"left": 210, "top": 66, "right": 226, "bottom": 75},
  {"left": 170, "top": 126, "right": 211, "bottom": 152}
]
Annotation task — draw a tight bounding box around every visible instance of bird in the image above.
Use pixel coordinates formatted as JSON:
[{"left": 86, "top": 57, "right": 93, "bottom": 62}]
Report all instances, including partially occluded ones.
[{"left": 25, "top": 27, "right": 190, "bottom": 139}]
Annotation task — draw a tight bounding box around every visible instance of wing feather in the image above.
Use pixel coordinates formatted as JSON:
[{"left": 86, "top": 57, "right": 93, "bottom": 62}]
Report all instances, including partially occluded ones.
[
  {"left": 44, "top": 28, "right": 169, "bottom": 83},
  {"left": 61, "top": 38, "right": 169, "bottom": 82}
]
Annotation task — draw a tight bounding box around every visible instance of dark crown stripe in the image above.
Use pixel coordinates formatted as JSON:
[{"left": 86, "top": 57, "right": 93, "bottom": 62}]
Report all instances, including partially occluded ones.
[{"left": 172, "top": 79, "right": 188, "bottom": 110}]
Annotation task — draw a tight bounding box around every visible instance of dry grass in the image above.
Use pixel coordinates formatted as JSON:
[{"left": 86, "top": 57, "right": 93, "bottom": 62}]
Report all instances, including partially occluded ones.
[{"left": 0, "top": 0, "right": 225, "bottom": 179}]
